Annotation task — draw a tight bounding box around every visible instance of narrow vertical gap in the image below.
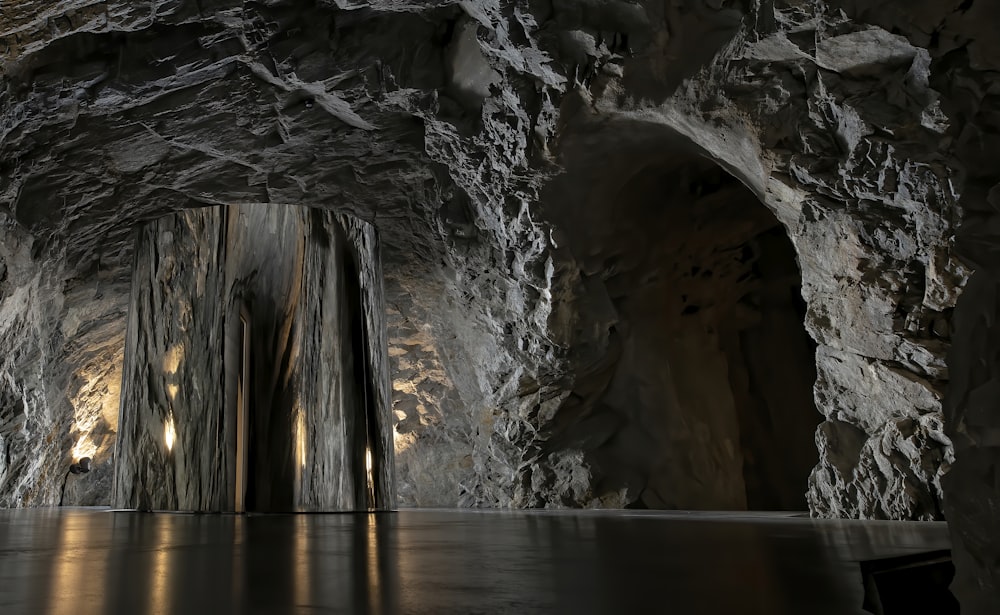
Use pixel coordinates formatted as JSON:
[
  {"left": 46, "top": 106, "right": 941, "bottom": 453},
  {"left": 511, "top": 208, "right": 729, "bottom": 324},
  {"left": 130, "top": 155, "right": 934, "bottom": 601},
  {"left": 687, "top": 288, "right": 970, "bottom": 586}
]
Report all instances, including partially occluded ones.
[
  {"left": 344, "top": 241, "right": 380, "bottom": 511},
  {"left": 360, "top": 315, "right": 375, "bottom": 511},
  {"left": 235, "top": 312, "right": 250, "bottom": 513},
  {"left": 112, "top": 225, "right": 144, "bottom": 507},
  {"left": 360, "top": 306, "right": 380, "bottom": 511}
]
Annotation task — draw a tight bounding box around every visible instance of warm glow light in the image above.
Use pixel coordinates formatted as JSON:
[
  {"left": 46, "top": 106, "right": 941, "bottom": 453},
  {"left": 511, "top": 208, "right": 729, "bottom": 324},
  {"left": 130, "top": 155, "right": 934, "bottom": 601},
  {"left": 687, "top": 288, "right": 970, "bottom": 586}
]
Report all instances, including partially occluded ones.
[
  {"left": 393, "top": 429, "right": 416, "bottom": 454},
  {"left": 366, "top": 513, "right": 382, "bottom": 610},
  {"left": 50, "top": 515, "right": 107, "bottom": 615},
  {"left": 365, "top": 446, "right": 376, "bottom": 509},
  {"left": 297, "top": 410, "right": 306, "bottom": 469},
  {"left": 163, "top": 344, "right": 185, "bottom": 375},
  {"left": 294, "top": 516, "right": 310, "bottom": 608},
  {"left": 167, "top": 384, "right": 179, "bottom": 401},
  {"left": 165, "top": 414, "right": 176, "bottom": 452},
  {"left": 150, "top": 518, "right": 173, "bottom": 613},
  {"left": 68, "top": 364, "right": 123, "bottom": 467},
  {"left": 71, "top": 435, "right": 97, "bottom": 461}
]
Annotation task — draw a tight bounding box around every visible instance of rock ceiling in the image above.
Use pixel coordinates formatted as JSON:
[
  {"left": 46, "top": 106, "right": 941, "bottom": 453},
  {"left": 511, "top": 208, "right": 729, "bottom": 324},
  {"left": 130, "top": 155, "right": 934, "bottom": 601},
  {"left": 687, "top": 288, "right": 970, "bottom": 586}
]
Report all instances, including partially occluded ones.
[{"left": 1, "top": 1, "right": 998, "bottom": 610}]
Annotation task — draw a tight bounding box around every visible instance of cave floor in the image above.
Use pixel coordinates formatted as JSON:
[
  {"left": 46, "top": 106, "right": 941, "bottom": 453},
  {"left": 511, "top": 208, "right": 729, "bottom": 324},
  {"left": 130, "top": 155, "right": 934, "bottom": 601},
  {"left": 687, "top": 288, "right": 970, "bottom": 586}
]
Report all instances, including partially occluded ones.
[{"left": 0, "top": 508, "right": 950, "bottom": 614}]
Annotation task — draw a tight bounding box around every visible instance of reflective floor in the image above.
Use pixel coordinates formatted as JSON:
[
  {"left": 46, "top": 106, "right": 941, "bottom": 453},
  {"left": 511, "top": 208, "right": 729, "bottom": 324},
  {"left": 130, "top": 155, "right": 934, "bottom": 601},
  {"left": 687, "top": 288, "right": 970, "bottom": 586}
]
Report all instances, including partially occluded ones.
[{"left": 0, "top": 508, "right": 950, "bottom": 614}]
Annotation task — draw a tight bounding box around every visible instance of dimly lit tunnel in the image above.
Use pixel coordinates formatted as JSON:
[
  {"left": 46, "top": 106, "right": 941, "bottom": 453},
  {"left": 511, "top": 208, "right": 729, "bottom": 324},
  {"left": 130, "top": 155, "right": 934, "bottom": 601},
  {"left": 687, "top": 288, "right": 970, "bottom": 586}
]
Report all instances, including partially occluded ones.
[
  {"left": 540, "top": 136, "right": 819, "bottom": 511},
  {"left": 1, "top": 0, "right": 997, "bottom": 613}
]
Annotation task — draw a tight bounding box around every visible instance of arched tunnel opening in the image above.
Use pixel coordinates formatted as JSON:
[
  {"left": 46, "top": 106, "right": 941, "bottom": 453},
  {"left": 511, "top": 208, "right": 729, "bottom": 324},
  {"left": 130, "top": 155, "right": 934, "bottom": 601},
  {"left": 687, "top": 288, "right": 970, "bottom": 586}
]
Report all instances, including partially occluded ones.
[{"left": 546, "top": 150, "right": 821, "bottom": 511}]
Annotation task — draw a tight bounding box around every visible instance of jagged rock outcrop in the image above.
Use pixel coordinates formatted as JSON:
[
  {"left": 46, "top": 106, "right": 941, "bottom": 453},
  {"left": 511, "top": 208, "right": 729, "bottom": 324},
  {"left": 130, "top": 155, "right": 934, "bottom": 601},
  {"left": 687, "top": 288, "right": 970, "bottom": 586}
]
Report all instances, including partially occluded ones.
[{"left": 1, "top": 0, "right": 997, "bottom": 609}]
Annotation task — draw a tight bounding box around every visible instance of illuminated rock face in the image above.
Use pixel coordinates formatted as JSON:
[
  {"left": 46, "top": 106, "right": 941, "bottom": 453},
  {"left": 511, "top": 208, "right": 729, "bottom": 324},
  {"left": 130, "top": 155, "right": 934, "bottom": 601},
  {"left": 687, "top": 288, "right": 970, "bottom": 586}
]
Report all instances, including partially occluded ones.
[
  {"left": 113, "top": 205, "right": 394, "bottom": 511},
  {"left": 0, "top": 0, "right": 999, "bottom": 609},
  {"left": 0, "top": 223, "right": 128, "bottom": 507}
]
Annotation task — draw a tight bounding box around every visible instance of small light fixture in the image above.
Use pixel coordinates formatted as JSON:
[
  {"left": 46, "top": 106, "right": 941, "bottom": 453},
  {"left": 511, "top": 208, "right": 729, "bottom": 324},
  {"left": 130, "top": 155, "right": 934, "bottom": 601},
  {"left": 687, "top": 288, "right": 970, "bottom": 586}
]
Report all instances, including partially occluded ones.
[{"left": 69, "top": 457, "right": 92, "bottom": 474}]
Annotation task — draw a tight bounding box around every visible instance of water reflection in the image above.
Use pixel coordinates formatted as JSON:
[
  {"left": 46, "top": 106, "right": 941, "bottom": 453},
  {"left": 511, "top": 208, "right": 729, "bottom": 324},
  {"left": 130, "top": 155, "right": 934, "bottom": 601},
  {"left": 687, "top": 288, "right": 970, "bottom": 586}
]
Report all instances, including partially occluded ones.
[
  {"left": 148, "top": 518, "right": 172, "bottom": 614},
  {"left": 95, "top": 512, "right": 400, "bottom": 614},
  {"left": 48, "top": 511, "right": 108, "bottom": 615},
  {"left": 815, "top": 517, "right": 952, "bottom": 562},
  {"left": 293, "top": 515, "right": 309, "bottom": 610},
  {"left": 0, "top": 509, "right": 953, "bottom": 615}
]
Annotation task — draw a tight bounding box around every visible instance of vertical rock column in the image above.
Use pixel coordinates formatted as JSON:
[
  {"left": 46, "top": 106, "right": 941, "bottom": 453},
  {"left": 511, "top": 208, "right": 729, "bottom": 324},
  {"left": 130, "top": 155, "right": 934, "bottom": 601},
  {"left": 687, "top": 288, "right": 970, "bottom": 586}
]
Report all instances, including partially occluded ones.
[
  {"left": 113, "top": 208, "right": 229, "bottom": 511},
  {"left": 113, "top": 204, "right": 394, "bottom": 512},
  {"left": 294, "top": 211, "right": 396, "bottom": 511}
]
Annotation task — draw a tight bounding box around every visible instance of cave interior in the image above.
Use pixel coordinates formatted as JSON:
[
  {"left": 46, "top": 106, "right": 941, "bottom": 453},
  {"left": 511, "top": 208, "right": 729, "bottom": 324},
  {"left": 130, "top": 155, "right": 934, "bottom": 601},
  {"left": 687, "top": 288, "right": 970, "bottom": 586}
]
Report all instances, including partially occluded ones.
[{"left": 1, "top": 0, "right": 999, "bottom": 613}]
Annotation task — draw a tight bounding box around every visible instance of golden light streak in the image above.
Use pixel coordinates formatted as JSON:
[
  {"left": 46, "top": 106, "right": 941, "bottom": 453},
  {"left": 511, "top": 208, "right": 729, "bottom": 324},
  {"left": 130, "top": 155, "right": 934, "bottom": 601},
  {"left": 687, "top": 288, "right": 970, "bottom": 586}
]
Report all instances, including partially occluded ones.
[
  {"left": 49, "top": 516, "right": 107, "bottom": 615},
  {"left": 149, "top": 519, "right": 173, "bottom": 614},
  {"left": 297, "top": 409, "right": 306, "bottom": 469},
  {"left": 164, "top": 413, "right": 176, "bottom": 452},
  {"left": 294, "top": 515, "right": 310, "bottom": 609},
  {"left": 163, "top": 344, "right": 184, "bottom": 375},
  {"left": 366, "top": 513, "right": 382, "bottom": 612},
  {"left": 71, "top": 435, "right": 97, "bottom": 461},
  {"left": 294, "top": 407, "right": 306, "bottom": 506},
  {"left": 365, "top": 447, "right": 376, "bottom": 510},
  {"left": 393, "top": 429, "right": 416, "bottom": 455}
]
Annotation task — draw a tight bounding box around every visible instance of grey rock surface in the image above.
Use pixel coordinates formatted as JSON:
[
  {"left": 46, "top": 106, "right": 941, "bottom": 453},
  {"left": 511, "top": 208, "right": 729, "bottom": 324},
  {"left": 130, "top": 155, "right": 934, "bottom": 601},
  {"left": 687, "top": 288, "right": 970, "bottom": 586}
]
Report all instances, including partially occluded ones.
[
  {"left": 0, "top": 221, "right": 128, "bottom": 507},
  {"left": 0, "top": 0, "right": 997, "bottom": 608},
  {"left": 113, "top": 204, "right": 393, "bottom": 511}
]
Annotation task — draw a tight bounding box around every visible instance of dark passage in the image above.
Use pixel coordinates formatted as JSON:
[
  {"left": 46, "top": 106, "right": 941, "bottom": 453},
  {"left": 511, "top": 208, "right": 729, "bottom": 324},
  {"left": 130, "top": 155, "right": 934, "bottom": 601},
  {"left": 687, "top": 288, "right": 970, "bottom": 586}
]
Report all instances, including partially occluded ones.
[
  {"left": 546, "top": 150, "right": 820, "bottom": 510},
  {"left": 343, "top": 231, "right": 384, "bottom": 511},
  {"left": 729, "top": 223, "right": 820, "bottom": 510},
  {"left": 243, "top": 294, "right": 298, "bottom": 513},
  {"left": 861, "top": 550, "right": 960, "bottom": 615}
]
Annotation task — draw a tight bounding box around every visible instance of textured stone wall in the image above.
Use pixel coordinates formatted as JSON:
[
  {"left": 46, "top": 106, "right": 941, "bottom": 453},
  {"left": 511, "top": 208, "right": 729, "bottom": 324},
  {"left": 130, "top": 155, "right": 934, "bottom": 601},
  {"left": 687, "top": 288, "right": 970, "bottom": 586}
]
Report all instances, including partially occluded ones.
[
  {"left": 366, "top": 1, "right": 966, "bottom": 522},
  {"left": 525, "top": 7, "right": 963, "bottom": 522},
  {"left": 0, "top": 223, "right": 128, "bottom": 507},
  {"left": 0, "top": 0, "right": 966, "bottom": 516},
  {"left": 114, "top": 204, "right": 394, "bottom": 511},
  {"left": 1, "top": 0, "right": 998, "bottom": 608}
]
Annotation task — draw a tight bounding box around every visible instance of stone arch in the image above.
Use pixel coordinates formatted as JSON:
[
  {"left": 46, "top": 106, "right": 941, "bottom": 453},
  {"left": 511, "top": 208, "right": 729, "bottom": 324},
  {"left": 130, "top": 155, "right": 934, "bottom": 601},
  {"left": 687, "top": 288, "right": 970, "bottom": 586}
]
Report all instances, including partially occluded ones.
[
  {"left": 614, "top": 109, "right": 956, "bottom": 519},
  {"left": 532, "top": 117, "right": 820, "bottom": 510}
]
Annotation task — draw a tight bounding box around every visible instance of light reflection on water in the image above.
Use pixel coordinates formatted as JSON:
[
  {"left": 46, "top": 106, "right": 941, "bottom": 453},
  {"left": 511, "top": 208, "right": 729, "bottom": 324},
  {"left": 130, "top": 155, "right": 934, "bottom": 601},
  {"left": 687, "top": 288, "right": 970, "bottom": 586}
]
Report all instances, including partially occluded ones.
[
  {"left": 0, "top": 508, "right": 952, "bottom": 615},
  {"left": 49, "top": 513, "right": 108, "bottom": 615}
]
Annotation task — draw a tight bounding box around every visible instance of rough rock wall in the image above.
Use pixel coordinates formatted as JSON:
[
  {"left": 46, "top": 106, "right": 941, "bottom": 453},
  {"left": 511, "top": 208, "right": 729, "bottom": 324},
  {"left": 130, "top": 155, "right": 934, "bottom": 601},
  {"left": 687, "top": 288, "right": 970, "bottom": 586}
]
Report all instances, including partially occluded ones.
[
  {"left": 0, "top": 0, "right": 997, "bottom": 607},
  {"left": 378, "top": 0, "right": 965, "bottom": 520},
  {"left": 320, "top": 213, "right": 396, "bottom": 511},
  {"left": 362, "top": 1, "right": 966, "bottom": 523},
  {"left": 114, "top": 204, "right": 393, "bottom": 511},
  {"left": 0, "top": 0, "right": 967, "bottom": 516},
  {"left": 549, "top": 3, "right": 963, "bottom": 521},
  {"left": 114, "top": 207, "right": 232, "bottom": 511},
  {"left": 0, "top": 222, "right": 127, "bottom": 507}
]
